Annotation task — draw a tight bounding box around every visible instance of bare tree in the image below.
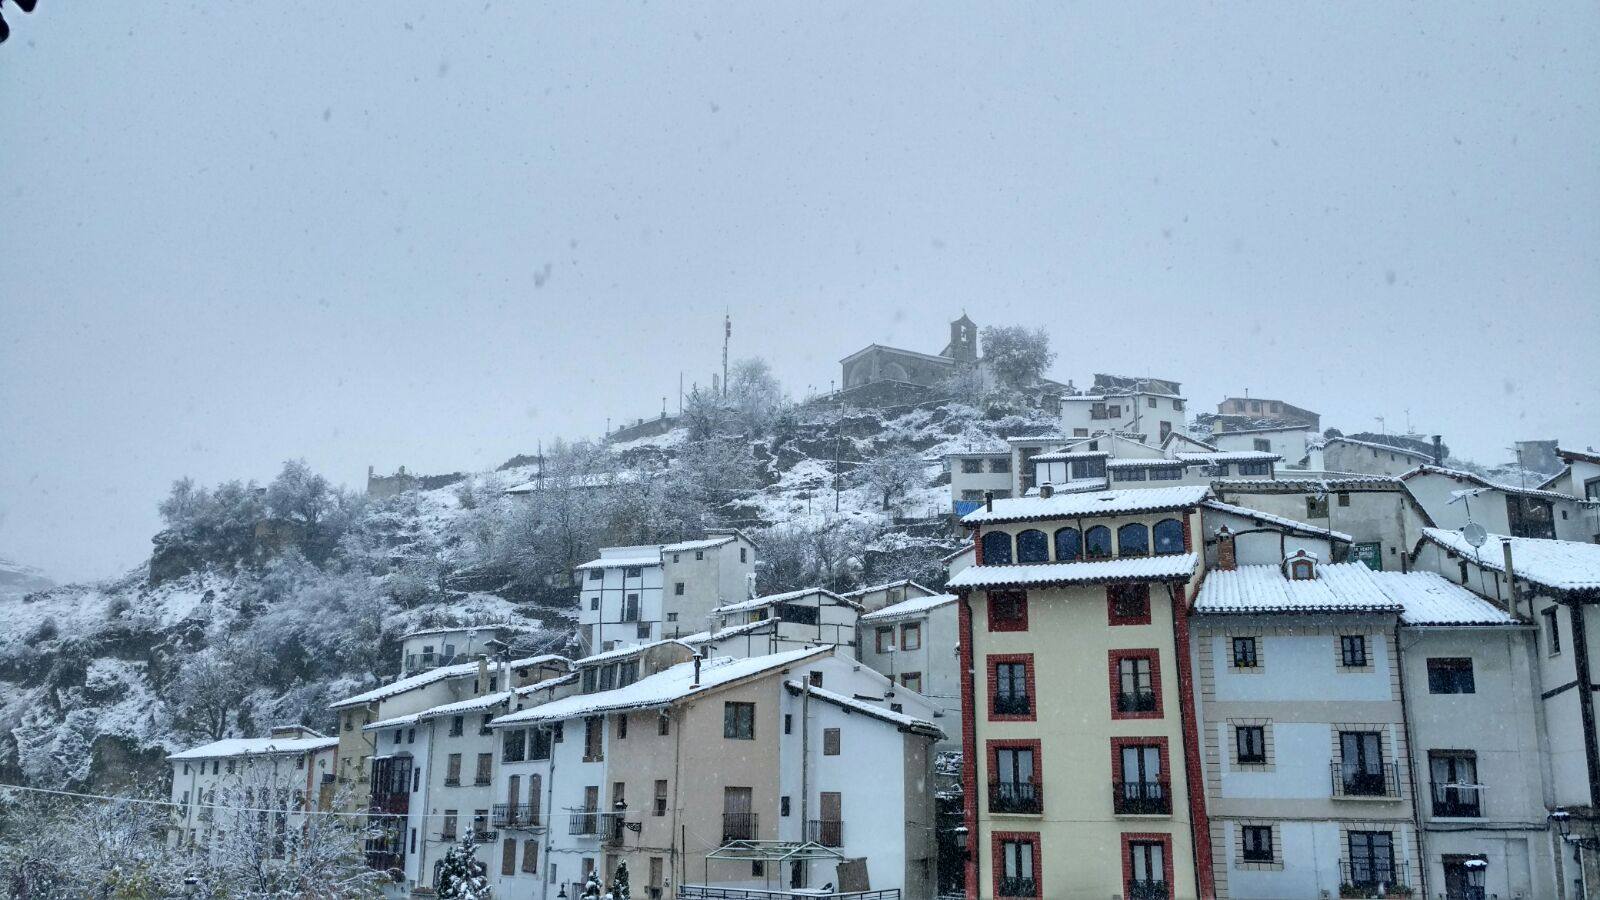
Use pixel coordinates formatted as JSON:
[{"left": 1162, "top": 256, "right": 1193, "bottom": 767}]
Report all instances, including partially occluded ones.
[
  {"left": 169, "top": 647, "right": 252, "bottom": 742},
  {"left": 852, "top": 448, "right": 928, "bottom": 511}
]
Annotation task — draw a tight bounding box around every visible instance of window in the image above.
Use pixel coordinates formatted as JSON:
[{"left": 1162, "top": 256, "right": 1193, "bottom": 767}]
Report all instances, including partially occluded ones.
[
  {"left": 1147, "top": 396, "right": 1157, "bottom": 408},
  {"left": 1117, "top": 523, "right": 1149, "bottom": 557},
  {"left": 808, "top": 671, "right": 823, "bottom": 687},
  {"left": 654, "top": 780, "right": 668, "bottom": 816},
  {"left": 1543, "top": 606, "right": 1562, "bottom": 655},
  {"left": 522, "top": 839, "right": 538, "bottom": 874},
  {"left": 1016, "top": 529, "right": 1049, "bottom": 563},
  {"left": 1150, "top": 464, "right": 1181, "bottom": 481},
  {"left": 1237, "top": 460, "right": 1270, "bottom": 476},
  {"left": 480, "top": 714, "right": 494, "bottom": 736},
  {"left": 1108, "top": 404, "right": 1121, "bottom": 418},
  {"left": 1152, "top": 519, "right": 1184, "bottom": 554},
  {"left": 1232, "top": 637, "right": 1259, "bottom": 669},
  {"left": 962, "top": 458, "right": 983, "bottom": 474},
  {"left": 1114, "top": 466, "right": 1147, "bottom": 483},
  {"left": 900, "top": 672, "right": 922, "bottom": 692},
  {"left": 988, "top": 591, "right": 1028, "bottom": 632},
  {"left": 740, "top": 547, "right": 747, "bottom": 563},
  {"left": 445, "top": 754, "right": 462, "bottom": 786},
  {"left": 1346, "top": 831, "right": 1395, "bottom": 888},
  {"left": 823, "top": 728, "right": 840, "bottom": 755},
  {"left": 1307, "top": 496, "right": 1329, "bottom": 518},
  {"left": 393, "top": 729, "right": 402, "bottom": 746},
  {"left": 589, "top": 597, "right": 599, "bottom": 611},
  {"left": 695, "top": 550, "right": 705, "bottom": 560},
  {"left": 1053, "top": 527, "right": 1080, "bottom": 562},
  {"left": 625, "top": 566, "right": 641, "bottom": 578},
  {"left": 1338, "top": 491, "right": 1351, "bottom": 507},
  {"left": 991, "top": 657, "right": 1032, "bottom": 718},
  {"left": 990, "top": 745, "right": 1041, "bottom": 814},
  {"left": 531, "top": 727, "right": 553, "bottom": 761},
  {"left": 502, "top": 837, "right": 518, "bottom": 876},
  {"left": 503, "top": 728, "right": 526, "bottom": 763},
  {"left": 658, "top": 714, "right": 669, "bottom": 736},
  {"left": 442, "top": 810, "right": 458, "bottom": 840},
  {"left": 616, "top": 714, "right": 628, "bottom": 740},
  {"left": 588, "top": 569, "right": 602, "bottom": 581},
  {"left": 674, "top": 582, "right": 684, "bottom": 595},
  {"left": 1108, "top": 584, "right": 1150, "bottom": 625},
  {"left": 583, "top": 716, "right": 603, "bottom": 761},
  {"left": 1430, "top": 751, "right": 1480, "bottom": 817},
  {"left": 779, "top": 603, "right": 819, "bottom": 625},
  {"left": 1340, "top": 635, "right": 1368, "bottom": 668},
  {"left": 982, "top": 531, "right": 1013, "bottom": 565},
  {"left": 1085, "top": 526, "right": 1113, "bottom": 559},
  {"left": 724, "top": 702, "right": 755, "bottom": 740},
  {"left": 1253, "top": 438, "right": 1272, "bottom": 452},
  {"left": 1115, "top": 654, "right": 1157, "bottom": 715},
  {"left": 1126, "top": 838, "right": 1168, "bottom": 898},
  {"left": 1339, "top": 731, "right": 1388, "bottom": 796},
  {"left": 623, "top": 594, "right": 640, "bottom": 622},
  {"left": 784, "top": 714, "right": 792, "bottom": 734},
  {"left": 1074, "top": 427, "right": 1089, "bottom": 436},
  {"left": 996, "top": 835, "right": 1039, "bottom": 897},
  {"left": 901, "top": 622, "right": 922, "bottom": 651},
  {"left": 876, "top": 627, "right": 895, "bottom": 653},
  {"left": 1115, "top": 743, "right": 1168, "bottom": 814},
  {"left": 475, "top": 753, "right": 493, "bottom": 785},
  {"left": 780, "top": 796, "right": 790, "bottom": 816},
  {"left": 990, "top": 458, "right": 1011, "bottom": 473},
  {"left": 1241, "top": 825, "right": 1274, "bottom": 863},
  {"left": 1427, "top": 658, "right": 1476, "bottom": 694},
  {"left": 1236, "top": 726, "right": 1266, "bottom": 764}
]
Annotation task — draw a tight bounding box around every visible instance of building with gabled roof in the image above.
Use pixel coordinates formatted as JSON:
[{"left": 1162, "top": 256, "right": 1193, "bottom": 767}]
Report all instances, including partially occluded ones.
[
  {"left": 1400, "top": 465, "right": 1593, "bottom": 542},
  {"left": 858, "top": 592, "right": 961, "bottom": 750},
  {"left": 575, "top": 530, "right": 757, "bottom": 656},
  {"left": 166, "top": 726, "right": 341, "bottom": 854}
]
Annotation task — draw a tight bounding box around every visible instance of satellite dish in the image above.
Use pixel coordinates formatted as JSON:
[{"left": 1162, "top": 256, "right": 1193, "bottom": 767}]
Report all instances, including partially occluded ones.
[{"left": 1462, "top": 523, "right": 1488, "bottom": 549}]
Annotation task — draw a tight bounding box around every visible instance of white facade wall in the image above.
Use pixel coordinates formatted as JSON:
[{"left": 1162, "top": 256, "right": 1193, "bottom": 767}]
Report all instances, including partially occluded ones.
[
  {"left": 856, "top": 601, "right": 961, "bottom": 749},
  {"left": 1211, "top": 485, "right": 1427, "bottom": 571},
  {"left": 1213, "top": 429, "right": 1312, "bottom": 464},
  {"left": 579, "top": 559, "right": 665, "bottom": 653},
  {"left": 1059, "top": 392, "right": 1187, "bottom": 445},
  {"left": 948, "top": 453, "right": 1014, "bottom": 509},
  {"left": 166, "top": 744, "right": 337, "bottom": 855},
  {"left": 1324, "top": 440, "right": 1433, "bottom": 476}
]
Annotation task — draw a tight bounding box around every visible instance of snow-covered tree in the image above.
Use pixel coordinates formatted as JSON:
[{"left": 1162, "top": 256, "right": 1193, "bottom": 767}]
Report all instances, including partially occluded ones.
[
  {"left": 581, "top": 868, "right": 604, "bottom": 899},
  {"left": 980, "top": 325, "right": 1055, "bottom": 390},
  {"left": 727, "top": 357, "right": 788, "bottom": 436},
  {"left": 852, "top": 447, "right": 927, "bottom": 511},
  {"left": 169, "top": 646, "right": 252, "bottom": 741},
  {"left": 436, "top": 834, "right": 491, "bottom": 899},
  {"left": 607, "top": 859, "right": 631, "bottom": 899}
]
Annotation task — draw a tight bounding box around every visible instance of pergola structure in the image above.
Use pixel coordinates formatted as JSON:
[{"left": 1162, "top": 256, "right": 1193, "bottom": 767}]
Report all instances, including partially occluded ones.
[{"left": 694, "top": 840, "right": 849, "bottom": 896}]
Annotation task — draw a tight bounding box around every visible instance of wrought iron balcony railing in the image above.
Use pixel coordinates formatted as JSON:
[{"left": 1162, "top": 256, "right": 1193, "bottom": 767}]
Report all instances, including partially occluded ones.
[
  {"left": 1113, "top": 779, "right": 1171, "bottom": 815},
  {"left": 988, "top": 781, "right": 1042, "bottom": 815}
]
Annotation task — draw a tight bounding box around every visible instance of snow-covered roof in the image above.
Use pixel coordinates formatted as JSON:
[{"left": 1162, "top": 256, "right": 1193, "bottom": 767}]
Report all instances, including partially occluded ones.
[
  {"left": 1558, "top": 447, "right": 1600, "bottom": 466},
  {"left": 1400, "top": 465, "right": 1583, "bottom": 504},
  {"left": 1162, "top": 433, "right": 1220, "bottom": 453},
  {"left": 678, "top": 618, "right": 776, "bottom": 645},
  {"left": 662, "top": 535, "right": 737, "bottom": 553},
  {"left": 492, "top": 647, "right": 832, "bottom": 726},
  {"left": 401, "top": 622, "right": 520, "bottom": 640},
  {"left": 1202, "top": 500, "right": 1353, "bottom": 543},
  {"left": 940, "top": 543, "right": 975, "bottom": 564},
  {"left": 364, "top": 713, "right": 420, "bottom": 732},
  {"left": 575, "top": 638, "right": 696, "bottom": 666},
  {"left": 946, "top": 554, "right": 1198, "bottom": 590},
  {"left": 1214, "top": 476, "right": 1405, "bottom": 493},
  {"left": 716, "top": 587, "right": 858, "bottom": 614},
  {"left": 1372, "top": 572, "right": 1518, "bottom": 626},
  {"left": 781, "top": 681, "right": 944, "bottom": 739},
  {"left": 1327, "top": 437, "right": 1436, "bottom": 462},
  {"left": 1420, "top": 528, "right": 1600, "bottom": 594},
  {"left": 168, "top": 735, "right": 339, "bottom": 761},
  {"left": 573, "top": 554, "right": 662, "bottom": 571},
  {"left": 414, "top": 690, "right": 515, "bottom": 722},
  {"left": 859, "top": 593, "right": 958, "bottom": 623},
  {"left": 1194, "top": 562, "right": 1404, "bottom": 615},
  {"left": 514, "top": 671, "right": 580, "bottom": 696},
  {"left": 945, "top": 447, "right": 1011, "bottom": 458},
  {"left": 960, "top": 486, "right": 1208, "bottom": 525},
  {"left": 839, "top": 579, "right": 938, "bottom": 599},
  {"left": 1106, "top": 458, "right": 1189, "bottom": 469},
  {"left": 1032, "top": 450, "right": 1109, "bottom": 463},
  {"left": 1175, "top": 451, "right": 1281, "bottom": 463},
  {"left": 329, "top": 654, "right": 558, "bottom": 710}
]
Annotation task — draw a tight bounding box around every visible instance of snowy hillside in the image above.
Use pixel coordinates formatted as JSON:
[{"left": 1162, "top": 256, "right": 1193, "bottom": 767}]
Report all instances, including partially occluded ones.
[
  {"left": 0, "top": 556, "right": 54, "bottom": 601},
  {"left": 0, "top": 397, "right": 1054, "bottom": 790}
]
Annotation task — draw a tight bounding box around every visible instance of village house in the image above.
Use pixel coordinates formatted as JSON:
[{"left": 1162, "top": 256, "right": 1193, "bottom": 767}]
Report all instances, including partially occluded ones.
[
  {"left": 949, "top": 484, "right": 1212, "bottom": 900},
  {"left": 857, "top": 590, "right": 961, "bottom": 748},
  {"left": 1213, "top": 397, "right": 1321, "bottom": 433},
  {"left": 1324, "top": 436, "right": 1440, "bottom": 477},
  {"left": 166, "top": 727, "right": 339, "bottom": 853},
  {"left": 398, "top": 623, "right": 529, "bottom": 676},
  {"left": 1058, "top": 374, "right": 1187, "bottom": 446},
  {"left": 839, "top": 578, "right": 940, "bottom": 614},
  {"left": 1401, "top": 464, "right": 1595, "bottom": 543},
  {"left": 946, "top": 448, "right": 1014, "bottom": 517},
  {"left": 1542, "top": 446, "right": 1600, "bottom": 511},
  {"left": 708, "top": 587, "right": 863, "bottom": 654},
  {"left": 575, "top": 531, "right": 757, "bottom": 655},
  {"left": 488, "top": 645, "right": 941, "bottom": 900},
  {"left": 1210, "top": 424, "right": 1318, "bottom": 469},
  {"left": 1210, "top": 476, "right": 1434, "bottom": 573}
]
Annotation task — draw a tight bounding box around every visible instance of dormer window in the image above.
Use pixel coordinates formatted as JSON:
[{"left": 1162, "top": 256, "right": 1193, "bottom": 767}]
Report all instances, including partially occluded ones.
[{"left": 1286, "top": 550, "right": 1317, "bottom": 581}]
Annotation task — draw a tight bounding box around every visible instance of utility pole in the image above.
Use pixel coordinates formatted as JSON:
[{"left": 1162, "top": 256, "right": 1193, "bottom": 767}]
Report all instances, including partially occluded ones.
[
  {"left": 678, "top": 371, "right": 684, "bottom": 415},
  {"left": 722, "top": 312, "right": 731, "bottom": 397}
]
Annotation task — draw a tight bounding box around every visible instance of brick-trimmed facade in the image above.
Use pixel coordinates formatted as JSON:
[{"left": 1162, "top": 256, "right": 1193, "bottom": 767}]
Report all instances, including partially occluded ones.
[
  {"left": 1107, "top": 583, "right": 1153, "bottom": 626},
  {"left": 1170, "top": 581, "right": 1216, "bottom": 898},
  {"left": 1121, "top": 830, "right": 1176, "bottom": 898},
  {"left": 988, "top": 590, "right": 1029, "bottom": 632},
  {"left": 1108, "top": 648, "right": 1164, "bottom": 721},
  {"left": 991, "top": 830, "right": 1043, "bottom": 899},
  {"left": 1111, "top": 735, "right": 1172, "bottom": 803},
  {"left": 987, "top": 738, "right": 1044, "bottom": 815},
  {"left": 958, "top": 595, "right": 981, "bottom": 900},
  {"left": 987, "top": 653, "right": 1037, "bottom": 722}
]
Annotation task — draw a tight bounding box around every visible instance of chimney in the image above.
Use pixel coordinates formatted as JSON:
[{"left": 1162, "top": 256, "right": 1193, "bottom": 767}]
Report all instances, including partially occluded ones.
[
  {"left": 984, "top": 490, "right": 994, "bottom": 512},
  {"left": 692, "top": 654, "right": 703, "bottom": 687},
  {"left": 1039, "top": 482, "right": 1055, "bottom": 499},
  {"left": 1502, "top": 538, "right": 1521, "bottom": 618},
  {"left": 1216, "top": 526, "right": 1237, "bottom": 571},
  {"left": 476, "top": 656, "right": 489, "bottom": 696},
  {"left": 1432, "top": 435, "right": 1444, "bottom": 466}
]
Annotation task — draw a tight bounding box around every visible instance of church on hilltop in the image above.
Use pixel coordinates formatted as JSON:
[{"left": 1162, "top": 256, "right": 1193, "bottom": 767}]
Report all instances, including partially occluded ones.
[{"left": 839, "top": 314, "right": 980, "bottom": 391}]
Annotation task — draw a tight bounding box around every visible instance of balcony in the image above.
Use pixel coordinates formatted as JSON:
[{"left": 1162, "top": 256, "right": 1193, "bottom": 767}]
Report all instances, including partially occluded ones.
[
  {"left": 1430, "top": 782, "right": 1482, "bottom": 818},
  {"left": 992, "top": 693, "right": 1031, "bottom": 716},
  {"left": 1117, "top": 690, "right": 1158, "bottom": 714},
  {"left": 491, "top": 804, "right": 544, "bottom": 829},
  {"left": 806, "top": 819, "right": 843, "bottom": 847},
  {"left": 996, "top": 876, "right": 1038, "bottom": 898},
  {"left": 1331, "top": 763, "right": 1400, "bottom": 800},
  {"left": 988, "top": 781, "right": 1042, "bottom": 815},
  {"left": 568, "top": 811, "right": 599, "bottom": 836},
  {"left": 1127, "top": 880, "right": 1170, "bottom": 900},
  {"left": 474, "top": 775, "right": 493, "bottom": 786},
  {"left": 721, "top": 812, "right": 758, "bottom": 843},
  {"left": 1112, "top": 780, "right": 1170, "bottom": 815},
  {"left": 1338, "top": 859, "right": 1411, "bottom": 897}
]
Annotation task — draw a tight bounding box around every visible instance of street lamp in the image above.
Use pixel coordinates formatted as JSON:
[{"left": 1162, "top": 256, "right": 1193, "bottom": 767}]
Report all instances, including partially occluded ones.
[{"left": 1549, "top": 809, "right": 1600, "bottom": 850}]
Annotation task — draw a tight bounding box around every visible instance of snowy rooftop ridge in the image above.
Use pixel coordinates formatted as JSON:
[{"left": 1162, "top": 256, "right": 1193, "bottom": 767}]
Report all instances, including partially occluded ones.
[
  {"left": 839, "top": 578, "right": 937, "bottom": 599},
  {"left": 168, "top": 735, "right": 339, "bottom": 761},
  {"left": 1374, "top": 571, "right": 1518, "bottom": 626},
  {"left": 1174, "top": 451, "right": 1282, "bottom": 463},
  {"left": 574, "top": 638, "right": 696, "bottom": 666},
  {"left": 947, "top": 554, "right": 1198, "bottom": 590},
  {"left": 492, "top": 646, "right": 832, "bottom": 726},
  {"left": 1194, "top": 562, "right": 1403, "bottom": 615},
  {"left": 781, "top": 680, "right": 944, "bottom": 739},
  {"left": 716, "top": 586, "right": 858, "bottom": 614},
  {"left": 859, "top": 593, "right": 958, "bottom": 622},
  {"left": 1032, "top": 449, "right": 1109, "bottom": 462},
  {"left": 1401, "top": 465, "right": 1585, "bottom": 504},
  {"left": 1327, "top": 436, "right": 1437, "bottom": 462},
  {"left": 329, "top": 654, "right": 560, "bottom": 710},
  {"left": 960, "top": 486, "right": 1208, "bottom": 525},
  {"left": 676, "top": 618, "right": 776, "bottom": 646},
  {"left": 1202, "top": 499, "right": 1354, "bottom": 543},
  {"left": 1420, "top": 528, "right": 1600, "bottom": 593}
]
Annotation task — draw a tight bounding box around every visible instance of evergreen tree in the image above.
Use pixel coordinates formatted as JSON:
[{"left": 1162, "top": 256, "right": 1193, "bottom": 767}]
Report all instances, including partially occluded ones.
[
  {"left": 608, "top": 860, "right": 631, "bottom": 899},
  {"left": 581, "top": 868, "right": 604, "bottom": 898},
  {"left": 436, "top": 834, "right": 491, "bottom": 899}
]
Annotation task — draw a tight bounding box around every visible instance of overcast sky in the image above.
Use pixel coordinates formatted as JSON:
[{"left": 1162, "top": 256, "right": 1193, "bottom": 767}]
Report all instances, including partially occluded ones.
[{"left": 3, "top": 3, "right": 1597, "bottom": 583}]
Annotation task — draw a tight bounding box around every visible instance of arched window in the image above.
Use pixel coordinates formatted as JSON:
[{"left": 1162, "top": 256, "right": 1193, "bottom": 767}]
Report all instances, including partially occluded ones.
[
  {"left": 1016, "top": 529, "right": 1049, "bottom": 564},
  {"left": 1085, "top": 526, "right": 1113, "bottom": 559},
  {"left": 1153, "top": 519, "right": 1185, "bottom": 555},
  {"left": 1117, "top": 523, "right": 1150, "bottom": 557},
  {"left": 1054, "top": 527, "right": 1082, "bottom": 562},
  {"left": 982, "top": 531, "right": 1013, "bottom": 565}
]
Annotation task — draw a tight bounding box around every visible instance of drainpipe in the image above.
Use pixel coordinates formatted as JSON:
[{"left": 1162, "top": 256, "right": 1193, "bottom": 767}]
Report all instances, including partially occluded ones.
[
  {"left": 800, "top": 679, "right": 811, "bottom": 888},
  {"left": 1393, "top": 622, "right": 1429, "bottom": 900}
]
